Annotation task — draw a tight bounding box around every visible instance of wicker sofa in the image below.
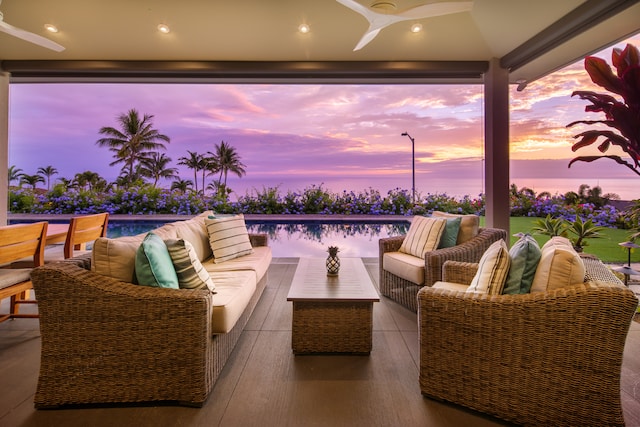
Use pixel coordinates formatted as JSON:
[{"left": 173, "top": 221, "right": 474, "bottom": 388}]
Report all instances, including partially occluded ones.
[
  {"left": 418, "top": 255, "right": 637, "bottom": 427},
  {"left": 379, "top": 221, "right": 507, "bottom": 312},
  {"left": 30, "top": 212, "right": 271, "bottom": 408}
]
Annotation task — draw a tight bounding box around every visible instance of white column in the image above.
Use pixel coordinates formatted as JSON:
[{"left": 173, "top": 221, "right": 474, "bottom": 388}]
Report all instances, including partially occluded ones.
[
  {"left": 484, "top": 58, "right": 510, "bottom": 236},
  {"left": 0, "top": 73, "right": 9, "bottom": 226}
]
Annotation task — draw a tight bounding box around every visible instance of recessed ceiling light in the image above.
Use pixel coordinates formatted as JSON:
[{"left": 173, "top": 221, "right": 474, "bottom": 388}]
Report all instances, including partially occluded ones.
[
  {"left": 44, "top": 24, "right": 59, "bottom": 33},
  {"left": 157, "top": 23, "right": 170, "bottom": 34},
  {"left": 410, "top": 23, "right": 422, "bottom": 33},
  {"left": 298, "top": 23, "right": 310, "bottom": 34}
]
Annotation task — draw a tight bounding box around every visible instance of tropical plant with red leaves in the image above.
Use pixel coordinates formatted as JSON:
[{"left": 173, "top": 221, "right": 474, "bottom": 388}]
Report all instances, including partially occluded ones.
[{"left": 567, "top": 43, "right": 640, "bottom": 176}]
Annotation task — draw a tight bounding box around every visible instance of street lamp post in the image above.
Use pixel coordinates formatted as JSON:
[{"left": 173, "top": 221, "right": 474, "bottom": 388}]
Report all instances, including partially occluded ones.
[{"left": 401, "top": 132, "right": 415, "bottom": 204}]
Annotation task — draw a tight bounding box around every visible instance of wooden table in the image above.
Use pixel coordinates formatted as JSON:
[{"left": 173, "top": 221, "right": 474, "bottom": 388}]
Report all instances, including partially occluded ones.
[
  {"left": 287, "top": 257, "right": 380, "bottom": 354},
  {"left": 45, "top": 223, "right": 70, "bottom": 245}
]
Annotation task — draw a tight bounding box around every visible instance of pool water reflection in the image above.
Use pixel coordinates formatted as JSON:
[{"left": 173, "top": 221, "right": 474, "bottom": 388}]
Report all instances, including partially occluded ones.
[{"left": 105, "top": 220, "right": 410, "bottom": 258}]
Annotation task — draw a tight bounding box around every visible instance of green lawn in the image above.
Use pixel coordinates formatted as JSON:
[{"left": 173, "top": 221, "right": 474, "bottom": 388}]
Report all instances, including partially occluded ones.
[{"left": 480, "top": 217, "right": 636, "bottom": 264}]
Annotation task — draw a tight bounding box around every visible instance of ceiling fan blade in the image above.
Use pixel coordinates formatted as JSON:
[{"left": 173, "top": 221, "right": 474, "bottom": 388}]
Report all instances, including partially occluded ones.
[
  {"left": 0, "top": 20, "right": 65, "bottom": 52},
  {"left": 396, "top": 1, "right": 474, "bottom": 19},
  {"left": 354, "top": 28, "right": 382, "bottom": 51}
]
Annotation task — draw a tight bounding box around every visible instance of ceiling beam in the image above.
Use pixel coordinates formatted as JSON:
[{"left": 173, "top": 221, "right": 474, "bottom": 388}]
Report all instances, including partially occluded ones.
[
  {"left": 501, "top": 0, "right": 640, "bottom": 72},
  {"left": 0, "top": 60, "right": 488, "bottom": 84}
]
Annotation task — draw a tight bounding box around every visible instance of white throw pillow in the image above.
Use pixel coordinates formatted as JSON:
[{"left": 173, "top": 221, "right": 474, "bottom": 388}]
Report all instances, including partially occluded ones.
[
  {"left": 467, "top": 239, "right": 510, "bottom": 295},
  {"left": 205, "top": 214, "right": 254, "bottom": 263},
  {"left": 399, "top": 216, "right": 447, "bottom": 259}
]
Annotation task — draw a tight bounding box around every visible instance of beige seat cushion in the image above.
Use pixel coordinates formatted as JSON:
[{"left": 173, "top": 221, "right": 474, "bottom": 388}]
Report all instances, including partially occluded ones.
[
  {"left": 204, "top": 246, "right": 272, "bottom": 283},
  {"left": 432, "top": 281, "right": 470, "bottom": 292},
  {"left": 531, "top": 241, "right": 585, "bottom": 293},
  {"left": 383, "top": 251, "right": 425, "bottom": 285},
  {"left": 431, "top": 211, "right": 480, "bottom": 244},
  {"left": 209, "top": 270, "right": 256, "bottom": 334},
  {"left": 399, "top": 216, "right": 447, "bottom": 259},
  {"left": 0, "top": 269, "right": 32, "bottom": 290},
  {"left": 92, "top": 235, "right": 144, "bottom": 283}
]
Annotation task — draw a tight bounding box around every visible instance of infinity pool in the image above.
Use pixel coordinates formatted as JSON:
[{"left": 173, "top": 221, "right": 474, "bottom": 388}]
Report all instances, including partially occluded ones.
[{"left": 104, "top": 219, "right": 410, "bottom": 258}]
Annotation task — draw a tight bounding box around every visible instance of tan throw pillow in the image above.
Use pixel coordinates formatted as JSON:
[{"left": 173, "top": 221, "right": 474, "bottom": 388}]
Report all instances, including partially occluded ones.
[
  {"left": 466, "top": 239, "right": 510, "bottom": 295},
  {"left": 541, "top": 236, "right": 573, "bottom": 251},
  {"left": 91, "top": 235, "right": 144, "bottom": 283},
  {"left": 530, "top": 243, "right": 585, "bottom": 293},
  {"left": 431, "top": 211, "right": 479, "bottom": 244},
  {"left": 399, "top": 216, "right": 447, "bottom": 259},
  {"left": 205, "top": 214, "right": 254, "bottom": 263},
  {"left": 165, "top": 238, "right": 215, "bottom": 292}
]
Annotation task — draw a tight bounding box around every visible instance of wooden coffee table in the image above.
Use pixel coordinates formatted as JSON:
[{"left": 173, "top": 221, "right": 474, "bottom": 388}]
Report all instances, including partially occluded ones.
[{"left": 287, "top": 257, "right": 380, "bottom": 354}]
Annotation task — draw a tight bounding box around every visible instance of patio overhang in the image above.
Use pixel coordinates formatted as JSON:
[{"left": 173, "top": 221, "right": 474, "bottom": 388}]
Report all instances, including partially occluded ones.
[{"left": 0, "top": 0, "right": 639, "bottom": 231}]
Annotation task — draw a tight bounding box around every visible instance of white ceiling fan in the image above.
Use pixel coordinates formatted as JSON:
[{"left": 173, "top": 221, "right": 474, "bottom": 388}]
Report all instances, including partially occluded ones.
[
  {"left": 336, "top": 0, "right": 473, "bottom": 51},
  {"left": 0, "top": 0, "right": 65, "bottom": 52}
]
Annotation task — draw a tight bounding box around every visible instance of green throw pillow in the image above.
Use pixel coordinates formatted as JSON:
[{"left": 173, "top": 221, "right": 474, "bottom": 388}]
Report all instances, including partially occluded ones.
[
  {"left": 135, "top": 232, "right": 179, "bottom": 289},
  {"left": 437, "top": 217, "right": 462, "bottom": 249},
  {"left": 503, "top": 234, "right": 541, "bottom": 294}
]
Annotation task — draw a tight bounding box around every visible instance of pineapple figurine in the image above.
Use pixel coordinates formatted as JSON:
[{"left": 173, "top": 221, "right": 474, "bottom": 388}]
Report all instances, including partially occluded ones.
[{"left": 326, "top": 246, "right": 340, "bottom": 276}]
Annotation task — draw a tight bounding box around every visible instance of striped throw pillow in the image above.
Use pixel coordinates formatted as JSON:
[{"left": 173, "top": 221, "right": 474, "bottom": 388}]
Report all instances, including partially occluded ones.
[
  {"left": 399, "top": 216, "right": 447, "bottom": 259},
  {"left": 205, "top": 214, "right": 253, "bottom": 263},
  {"left": 165, "top": 238, "right": 215, "bottom": 292},
  {"left": 467, "top": 239, "right": 510, "bottom": 295}
]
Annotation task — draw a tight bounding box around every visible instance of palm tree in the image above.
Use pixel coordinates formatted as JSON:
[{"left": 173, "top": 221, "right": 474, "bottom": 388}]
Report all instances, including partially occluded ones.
[
  {"left": 171, "top": 178, "right": 194, "bottom": 194},
  {"left": 37, "top": 165, "right": 58, "bottom": 190},
  {"left": 140, "top": 152, "right": 178, "bottom": 187},
  {"left": 96, "top": 109, "right": 170, "bottom": 181},
  {"left": 178, "top": 151, "right": 206, "bottom": 193},
  {"left": 211, "top": 141, "right": 246, "bottom": 189},
  {"left": 73, "top": 171, "right": 103, "bottom": 191},
  {"left": 8, "top": 165, "right": 23, "bottom": 186},
  {"left": 20, "top": 174, "right": 45, "bottom": 190}
]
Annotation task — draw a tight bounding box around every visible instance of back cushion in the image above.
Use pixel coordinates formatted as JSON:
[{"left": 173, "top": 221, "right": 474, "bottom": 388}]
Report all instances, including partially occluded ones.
[
  {"left": 399, "top": 216, "right": 447, "bottom": 259},
  {"left": 530, "top": 241, "right": 585, "bottom": 293},
  {"left": 431, "top": 211, "right": 479, "bottom": 244},
  {"left": 92, "top": 235, "right": 144, "bottom": 283},
  {"left": 172, "top": 218, "right": 213, "bottom": 262}
]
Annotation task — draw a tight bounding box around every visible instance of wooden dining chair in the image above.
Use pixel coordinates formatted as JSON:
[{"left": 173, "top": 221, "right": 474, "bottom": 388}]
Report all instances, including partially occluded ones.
[
  {"left": 0, "top": 221, "right": 47, "bottom": 322},
  {"left": 63, "top": 212, "right": 109, "bottom": 259}
]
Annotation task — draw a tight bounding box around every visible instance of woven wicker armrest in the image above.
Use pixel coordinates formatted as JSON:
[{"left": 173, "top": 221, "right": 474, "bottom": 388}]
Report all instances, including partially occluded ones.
[
  {"left": 378, "top": 235, "right": 405, "bottom": 255},
  {"left": 417, "top": 281, "right": 637, "bottom": 427},
  {"left": 31, "top": 262, "right": 214, "bottom": 407},
  {"left": 441, "top": 260, "right": 478, "bottom": 284},
  {"left": 422, "top": 227, "right": 506, "bottom": 287},
  {"left": 249, "top": 233, "right": 268, "bottom": 247}
]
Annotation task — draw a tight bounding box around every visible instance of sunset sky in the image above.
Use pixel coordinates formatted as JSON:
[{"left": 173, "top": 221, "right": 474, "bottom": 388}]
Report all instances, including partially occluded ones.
[{"left": 8, "top": 33, "right": 640, "bottom": 200}]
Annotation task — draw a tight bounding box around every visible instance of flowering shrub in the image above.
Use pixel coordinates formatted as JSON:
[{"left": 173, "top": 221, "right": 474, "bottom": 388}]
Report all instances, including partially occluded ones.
[{"left": 7, "top": 184, "right": 628, "bottom": 229}]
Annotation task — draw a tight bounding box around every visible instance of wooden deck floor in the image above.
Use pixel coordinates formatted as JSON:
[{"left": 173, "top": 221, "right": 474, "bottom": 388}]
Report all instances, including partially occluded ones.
[{"left": 2, "top": 257, "right": 640, "bottom": 426}]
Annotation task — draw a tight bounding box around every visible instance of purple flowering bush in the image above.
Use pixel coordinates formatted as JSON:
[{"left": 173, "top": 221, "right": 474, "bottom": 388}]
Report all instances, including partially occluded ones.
[{"left": 7, "top": 183, "right": 629, "bottom": 229}]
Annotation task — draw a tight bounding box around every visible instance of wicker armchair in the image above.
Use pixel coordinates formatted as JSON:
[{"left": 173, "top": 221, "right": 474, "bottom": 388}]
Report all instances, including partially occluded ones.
[
  {"left": 417, "top": 256, "right": 637, "bottom": 427},
  {"left": 378, "top": 227, "right": 507, "bottom": 312}
]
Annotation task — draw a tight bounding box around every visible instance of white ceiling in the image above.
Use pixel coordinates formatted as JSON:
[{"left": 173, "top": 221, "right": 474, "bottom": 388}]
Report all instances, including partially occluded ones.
[{"left": 0, "top": 0, "right": 639, "bottom": 84}]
